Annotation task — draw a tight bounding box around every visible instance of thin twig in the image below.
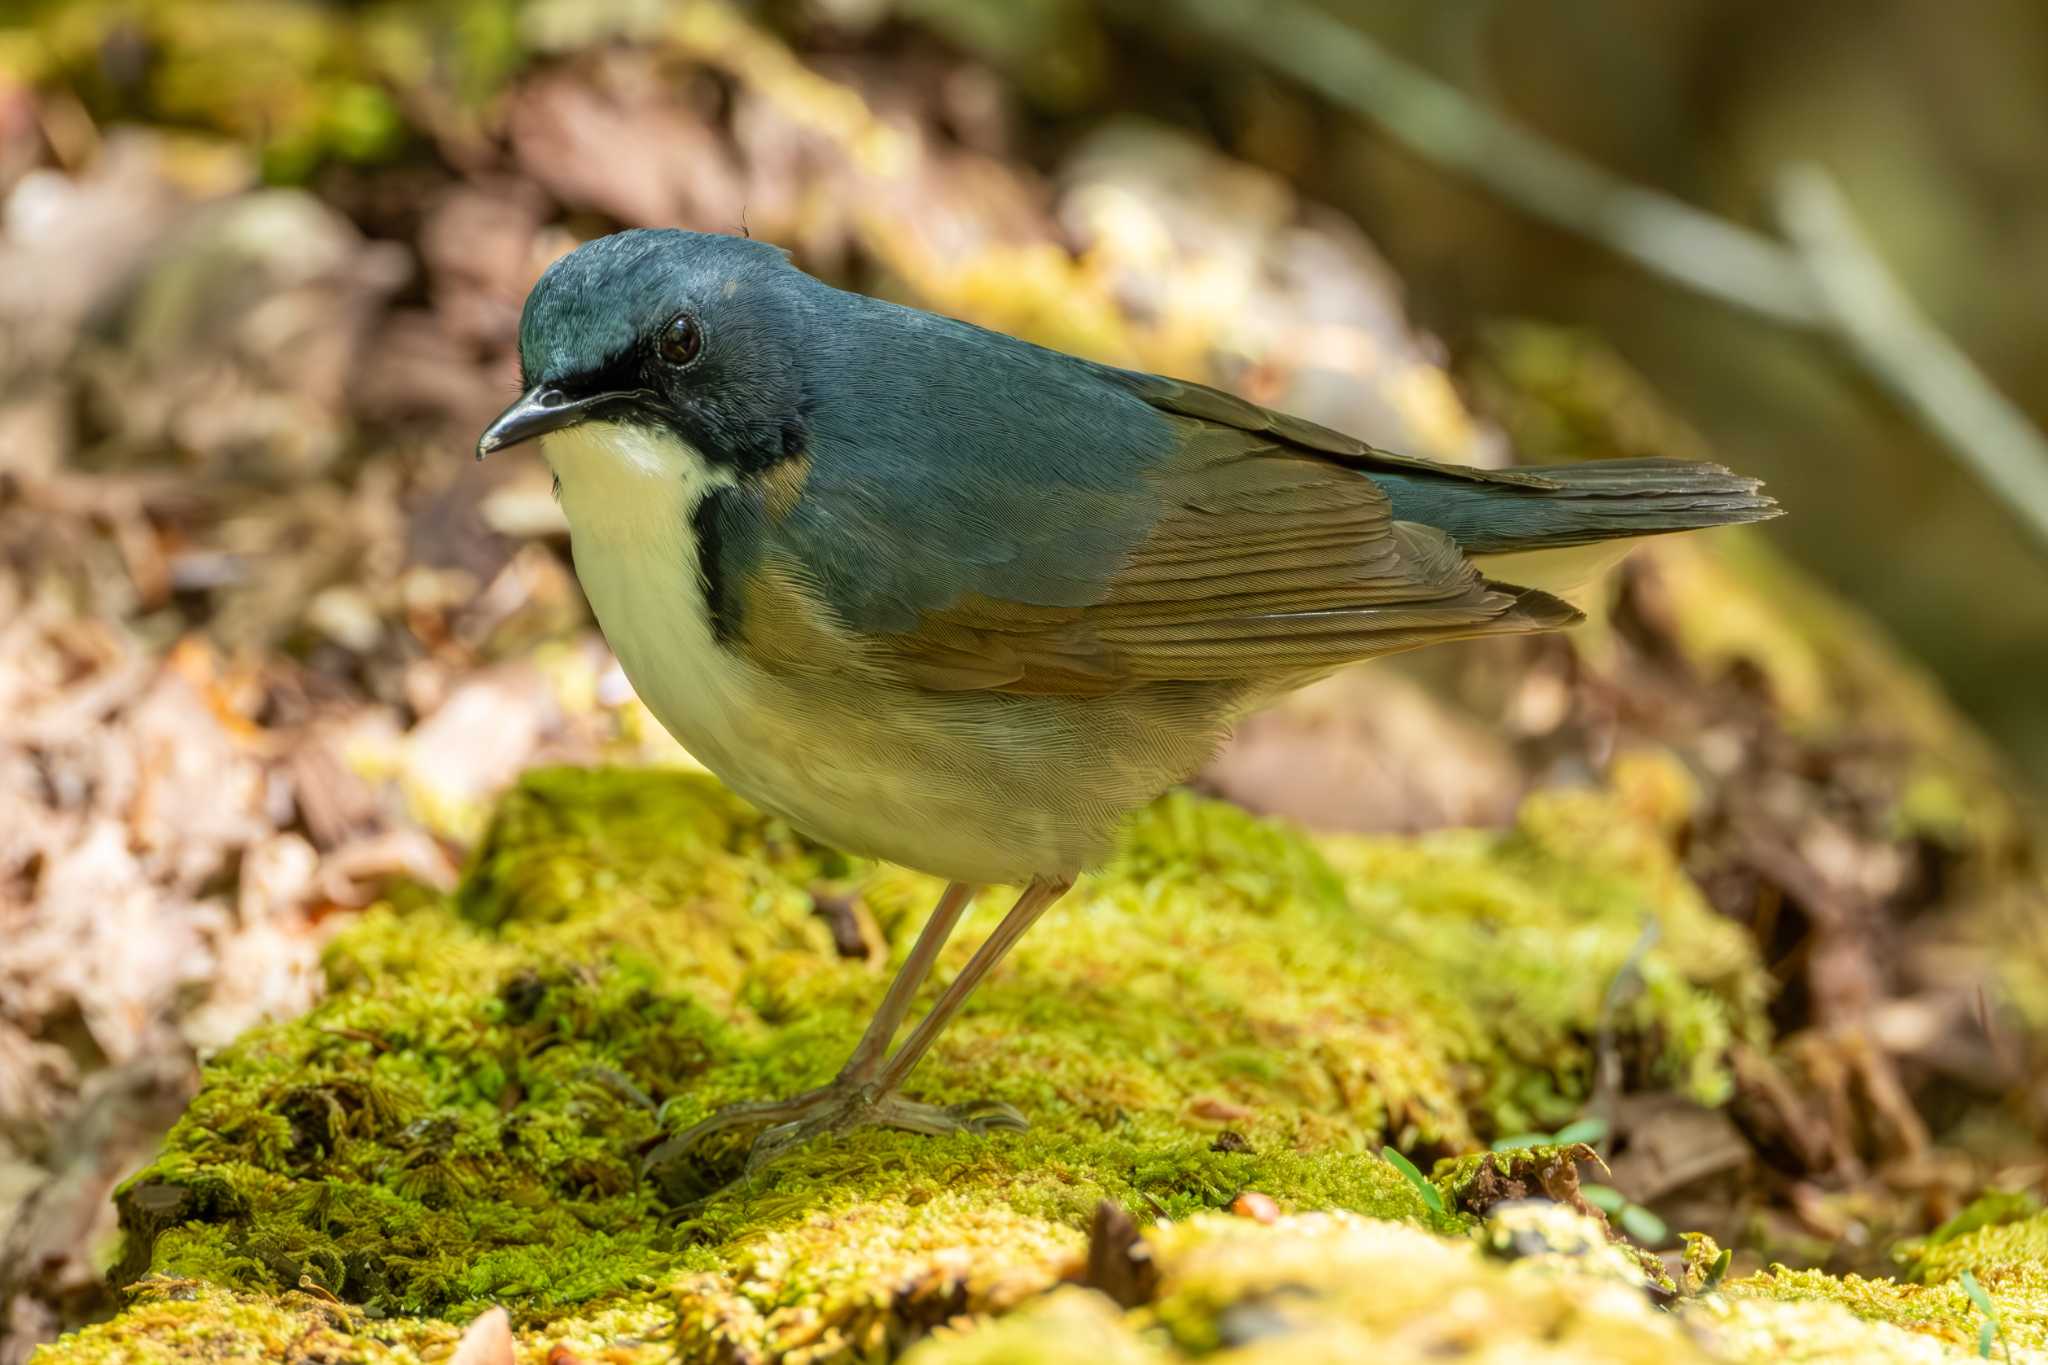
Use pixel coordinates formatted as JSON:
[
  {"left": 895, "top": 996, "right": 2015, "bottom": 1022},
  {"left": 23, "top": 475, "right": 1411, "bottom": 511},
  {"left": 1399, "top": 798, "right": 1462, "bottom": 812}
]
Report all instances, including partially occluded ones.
[
  {"left": 1776, "top": 166, "right": 2048, "bottom": 549},
  {"left": 1178, "top": 0, "right": 2048, "bottom": 553},
  {"left": 1177, "top": 0, "right": 1821, "bottom": 326}
]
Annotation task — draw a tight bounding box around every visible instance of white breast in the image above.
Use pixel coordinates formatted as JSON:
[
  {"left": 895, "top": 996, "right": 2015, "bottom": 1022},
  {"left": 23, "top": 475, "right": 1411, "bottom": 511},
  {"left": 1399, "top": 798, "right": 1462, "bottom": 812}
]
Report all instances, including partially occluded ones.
[
  {"left": 542, "top": 423, "right": 1009, "bottom": 875},
  {"left": 540, "top": 422, "right": 797, "bottom": 797}
]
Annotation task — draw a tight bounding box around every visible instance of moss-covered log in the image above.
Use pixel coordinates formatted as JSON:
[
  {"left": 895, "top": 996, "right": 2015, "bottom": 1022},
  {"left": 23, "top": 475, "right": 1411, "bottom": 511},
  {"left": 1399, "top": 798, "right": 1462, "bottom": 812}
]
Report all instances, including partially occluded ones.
[{"left": 28, "top": 766, "right": 2039, "bottom": 1361}]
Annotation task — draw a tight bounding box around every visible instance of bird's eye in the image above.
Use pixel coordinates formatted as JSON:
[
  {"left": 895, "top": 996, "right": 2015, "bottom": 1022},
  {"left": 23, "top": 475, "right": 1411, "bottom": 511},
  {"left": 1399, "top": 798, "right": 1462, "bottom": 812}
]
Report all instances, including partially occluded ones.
[{"left": 658, "top": 313, "right": 703, "bottom": 368}]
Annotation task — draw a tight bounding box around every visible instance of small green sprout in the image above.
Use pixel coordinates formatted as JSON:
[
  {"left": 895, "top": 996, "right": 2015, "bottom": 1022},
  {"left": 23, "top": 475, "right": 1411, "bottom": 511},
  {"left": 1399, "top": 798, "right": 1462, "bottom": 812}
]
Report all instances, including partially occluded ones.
[
  {"left": 1550, "top": 1117, "right": 1611, "bottom": 1147},
  {"left": 1491, "top": 1116, "right": 1608, "bottom": 1152},
  {"left": 1490, "top": 1133, "right": 1547, "bottom": 1151},
  {"left": 1580, "top": 1183, "right": 1670, "bottom": 1245},
  {"left": 1959, "top": 1269, "right": 2009, "bottom": 1361},
  {"left": 1381, "top": 1146, "right": 1444, "bottom": 1215}
]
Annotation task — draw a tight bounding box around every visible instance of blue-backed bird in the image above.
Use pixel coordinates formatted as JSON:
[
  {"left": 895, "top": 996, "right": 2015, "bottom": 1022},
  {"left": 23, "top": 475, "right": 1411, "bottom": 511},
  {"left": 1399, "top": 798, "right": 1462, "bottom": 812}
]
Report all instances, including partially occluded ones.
[{"left": 476, "top": 229, "right": 1778, "bottom": 1174}]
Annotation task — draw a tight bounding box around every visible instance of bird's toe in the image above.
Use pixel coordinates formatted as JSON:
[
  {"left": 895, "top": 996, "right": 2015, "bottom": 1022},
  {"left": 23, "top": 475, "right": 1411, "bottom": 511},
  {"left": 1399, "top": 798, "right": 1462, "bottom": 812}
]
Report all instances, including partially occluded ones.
[
  {"left": 947, "top": 1098, "right": 1030, "bottom": 1134},
  {"left": 643, "top": 1083, "right": 1032, "bottom": 1200}
]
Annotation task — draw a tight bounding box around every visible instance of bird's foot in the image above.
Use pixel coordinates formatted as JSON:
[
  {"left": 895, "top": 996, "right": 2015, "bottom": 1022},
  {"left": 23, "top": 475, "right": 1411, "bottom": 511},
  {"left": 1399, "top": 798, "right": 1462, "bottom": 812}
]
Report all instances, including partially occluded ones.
[
  {"left": 642, "top": 1080, "right": 1027, "bottom": 1202},
  {"left": 743, "top": 1093, "right": 1027, "bottom": 1171}
]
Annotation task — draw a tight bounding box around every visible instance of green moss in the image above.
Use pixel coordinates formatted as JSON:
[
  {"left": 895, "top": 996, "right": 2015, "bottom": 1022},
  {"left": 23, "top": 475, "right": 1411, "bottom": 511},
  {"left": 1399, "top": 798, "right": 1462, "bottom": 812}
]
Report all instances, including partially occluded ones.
[
  {"left": 1319, "top": 782, "right": 1765, "bottom": 1130},
  {"left": 1727, "top": 1266, "right": 2034, "bottom": 1359},
  {"left": 3, "top": 0, "right": 525, "bottom": 179},
  {"left": 43, "top": 765, "right": 1762, "bottom": 1360},
  {"left": 1910, "top": 1191, "right": 2045, "bottom": 1256},
  {"left": 46, "top": 767, "right": 2048, "bottom": 1361},
  {"left": 1699, "top": 1209, "right": 2048, "bottom": 1359}
]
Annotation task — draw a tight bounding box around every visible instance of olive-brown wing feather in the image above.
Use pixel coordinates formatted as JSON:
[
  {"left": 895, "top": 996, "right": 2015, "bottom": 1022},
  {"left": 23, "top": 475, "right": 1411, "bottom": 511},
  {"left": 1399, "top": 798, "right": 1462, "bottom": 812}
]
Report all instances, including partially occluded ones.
[{"left": 871, "top": 421, "right": 1577, "bottom": 696}]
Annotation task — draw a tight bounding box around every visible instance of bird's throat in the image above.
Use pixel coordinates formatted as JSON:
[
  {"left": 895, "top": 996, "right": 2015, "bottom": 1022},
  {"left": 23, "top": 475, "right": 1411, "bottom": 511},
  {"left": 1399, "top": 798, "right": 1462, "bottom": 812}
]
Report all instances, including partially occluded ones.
[
  {"left": 541, "top": 419, "right": 739, "bottom": 674},
  {"left": 541, "top": 420, "right": 736, "bottom": 534}
]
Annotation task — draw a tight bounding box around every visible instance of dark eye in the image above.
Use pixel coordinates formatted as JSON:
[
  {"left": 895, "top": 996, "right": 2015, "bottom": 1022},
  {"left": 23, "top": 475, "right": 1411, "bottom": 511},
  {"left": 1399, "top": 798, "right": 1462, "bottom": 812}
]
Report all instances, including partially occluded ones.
[{"left": 658, "top": 312, "right": 703, "bottom": 368}]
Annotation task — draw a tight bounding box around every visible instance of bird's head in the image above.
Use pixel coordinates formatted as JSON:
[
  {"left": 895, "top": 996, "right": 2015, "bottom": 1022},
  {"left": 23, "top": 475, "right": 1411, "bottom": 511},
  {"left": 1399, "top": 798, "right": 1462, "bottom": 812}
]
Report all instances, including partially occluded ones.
[{"left": 477, "top": 229, "right": 812, "bottom": 473}]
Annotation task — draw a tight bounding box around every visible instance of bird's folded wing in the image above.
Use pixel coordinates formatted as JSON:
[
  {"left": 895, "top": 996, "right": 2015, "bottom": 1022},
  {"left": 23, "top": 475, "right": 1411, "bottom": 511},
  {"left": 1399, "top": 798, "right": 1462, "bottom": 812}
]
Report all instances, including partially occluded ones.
[
  {"left": 865, "top": 420, "right": 1573, "bottom": 696},
  {"left": 1100, "top": 367, "right": 1564, "bottom": 490},
  {"left": 729, "top": 343, "right": 1588, "bottom": 697}
]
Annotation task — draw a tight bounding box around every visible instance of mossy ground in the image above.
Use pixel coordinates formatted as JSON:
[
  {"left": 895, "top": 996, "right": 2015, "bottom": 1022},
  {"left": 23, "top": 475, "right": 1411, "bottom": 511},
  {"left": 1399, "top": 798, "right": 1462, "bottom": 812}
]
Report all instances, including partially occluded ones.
[
  {"left": 36, "top": 766, "right": 2042, "bottom": 1362},
  {"left": 57, "top": 1207, "right": 2048, "bottom": 1364},
  {"left": 914, "top": 1204, "right": 2040, "bottom": 1365}
]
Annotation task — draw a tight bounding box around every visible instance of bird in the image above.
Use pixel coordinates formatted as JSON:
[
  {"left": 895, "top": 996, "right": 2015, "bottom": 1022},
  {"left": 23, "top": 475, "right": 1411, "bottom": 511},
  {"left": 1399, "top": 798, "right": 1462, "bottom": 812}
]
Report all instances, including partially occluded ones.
[{"left": 475, "top": 228, "right": 1778, "bottom": 1175}]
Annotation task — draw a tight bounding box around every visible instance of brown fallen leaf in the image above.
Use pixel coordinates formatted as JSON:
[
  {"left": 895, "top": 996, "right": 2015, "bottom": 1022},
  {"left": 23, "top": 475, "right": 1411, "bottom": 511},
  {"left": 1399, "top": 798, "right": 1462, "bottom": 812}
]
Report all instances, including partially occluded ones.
[
  {"left": 507, "top": 62, "right": 744, "bottom": 231},
  {"left": 401, "top": 662, "right": 562, "bottom": 822},
  {"left": 1201, "top": 663, "right": 1525, "bottom": 835},
  {"left": 315, "top": 829, "right": 460, "bottom": 907}
]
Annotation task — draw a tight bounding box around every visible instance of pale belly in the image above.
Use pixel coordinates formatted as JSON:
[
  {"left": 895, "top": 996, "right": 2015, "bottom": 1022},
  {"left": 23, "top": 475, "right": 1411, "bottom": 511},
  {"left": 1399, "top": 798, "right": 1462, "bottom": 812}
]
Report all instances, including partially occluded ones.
[
  {"left": 546, "top": 423, "right": 1232, "bottom": 884},
  {"left": 578, "top": 536, "right": 1205, "bottom": 882}
]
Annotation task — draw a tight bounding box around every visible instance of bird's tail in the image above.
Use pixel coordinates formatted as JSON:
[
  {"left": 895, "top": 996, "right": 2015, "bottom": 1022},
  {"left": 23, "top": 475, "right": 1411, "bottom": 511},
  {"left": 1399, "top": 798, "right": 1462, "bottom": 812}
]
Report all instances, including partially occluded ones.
[
  {"left": 1375, "top": 457, "right": 1779, "bottom": 553},
  {"left": 1372, "top": 457, "right": 1780, "bottom": 605}
]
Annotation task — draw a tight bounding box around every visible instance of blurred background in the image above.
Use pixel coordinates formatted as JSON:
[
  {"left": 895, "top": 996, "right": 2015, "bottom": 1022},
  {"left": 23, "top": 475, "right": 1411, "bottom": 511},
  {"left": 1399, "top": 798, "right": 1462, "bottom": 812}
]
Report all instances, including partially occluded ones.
[
  {"left": 2, "top": 0, "right": 2046, "bottom": 1355},
  {"left": 8, "top": 0, "right": 2048, "bottom": 761}
]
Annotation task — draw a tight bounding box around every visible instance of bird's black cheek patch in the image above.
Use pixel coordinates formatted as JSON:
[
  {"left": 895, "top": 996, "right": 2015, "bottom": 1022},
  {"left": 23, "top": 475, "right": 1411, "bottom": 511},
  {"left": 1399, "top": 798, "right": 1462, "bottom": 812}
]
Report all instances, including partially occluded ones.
[
  {"left": 710, "top": 414, "right": 804, "bottom": 477},
  {"left": 674, "top": 376, "right": 808, "bottom": 476},
  {"left": 691, "top": 488, "right": 738, "bottom": 646}
]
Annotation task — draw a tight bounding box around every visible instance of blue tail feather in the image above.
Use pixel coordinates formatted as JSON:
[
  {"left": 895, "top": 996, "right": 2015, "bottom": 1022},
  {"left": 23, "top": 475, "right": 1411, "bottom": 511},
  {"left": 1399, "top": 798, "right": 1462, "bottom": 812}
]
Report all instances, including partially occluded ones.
[{"left": 1368, "top": 458, "right": 1779, "bottom": 554}]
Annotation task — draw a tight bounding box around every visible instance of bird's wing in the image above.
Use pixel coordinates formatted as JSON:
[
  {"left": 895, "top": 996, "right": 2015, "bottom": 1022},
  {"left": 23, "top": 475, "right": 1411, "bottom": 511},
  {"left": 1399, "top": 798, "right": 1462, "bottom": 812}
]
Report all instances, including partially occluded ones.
[
  {"left": 1097, "top": 366, "right": 1565, "bottom": 490},
  {"left": 732, "top": 320, "right": 1574, "bottom": 696},
  {"left": 858, "top": 419, "right": 1573, "bottom": 695}
]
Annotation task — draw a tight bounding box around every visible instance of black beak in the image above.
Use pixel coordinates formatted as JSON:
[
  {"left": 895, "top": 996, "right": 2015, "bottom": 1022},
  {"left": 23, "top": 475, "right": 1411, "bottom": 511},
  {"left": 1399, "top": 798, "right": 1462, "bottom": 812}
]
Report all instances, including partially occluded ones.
[{"left": 475, "top": 385, "right": 604, "bottom": 460}]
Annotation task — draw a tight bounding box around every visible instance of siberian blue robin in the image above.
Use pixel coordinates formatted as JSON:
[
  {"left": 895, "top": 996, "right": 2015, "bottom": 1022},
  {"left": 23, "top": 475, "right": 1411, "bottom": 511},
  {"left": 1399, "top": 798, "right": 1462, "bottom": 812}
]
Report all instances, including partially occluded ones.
[{"left": 476, "top": 229, "right": 1777, "bottom": 1171}]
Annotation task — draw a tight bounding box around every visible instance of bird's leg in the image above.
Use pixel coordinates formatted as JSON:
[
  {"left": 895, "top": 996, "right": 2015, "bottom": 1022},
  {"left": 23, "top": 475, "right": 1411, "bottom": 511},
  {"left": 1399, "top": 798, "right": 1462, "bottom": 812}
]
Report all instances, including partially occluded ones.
[
  {"left": 742, "top": 875, "right": 1072, "bottom": 1167},
  {"left": 870, "top": 874, "right": 1073, "bottom": 1094},
  {"left": 644, "top": 876, "right": 1072, "bottom": 1186},
  {"left": 836, "top": 880, "right": 979, "bottom": 1084},
  {"left": 646, "top": 881, "right": 975, "bottom": 1162}
]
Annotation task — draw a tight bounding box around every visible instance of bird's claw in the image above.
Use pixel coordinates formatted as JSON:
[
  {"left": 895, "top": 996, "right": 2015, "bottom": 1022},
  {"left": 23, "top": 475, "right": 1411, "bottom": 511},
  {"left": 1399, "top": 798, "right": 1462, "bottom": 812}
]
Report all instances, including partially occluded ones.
[
  {"left": 943, "top": 1097, "right": 1031, "bottom": 1134},
  {"left": 642, "top": 1082, "right": 1030, "bottom": 1200},
  {"left": 743, "top": 1093, "right": 1031, "bottom": 1172}
]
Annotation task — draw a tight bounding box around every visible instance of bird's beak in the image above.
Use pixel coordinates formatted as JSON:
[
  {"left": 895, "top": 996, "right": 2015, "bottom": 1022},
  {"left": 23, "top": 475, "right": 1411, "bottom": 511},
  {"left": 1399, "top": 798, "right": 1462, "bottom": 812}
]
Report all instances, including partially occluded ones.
[{"left": 475, "top": 385, "right": 603, "bottom": 461}]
